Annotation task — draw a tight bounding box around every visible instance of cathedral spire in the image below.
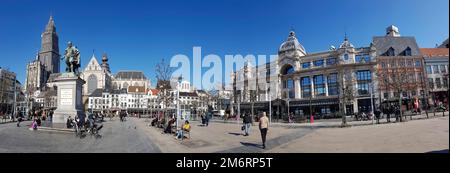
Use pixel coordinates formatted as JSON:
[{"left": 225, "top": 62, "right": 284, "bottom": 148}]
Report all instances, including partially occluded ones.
[
  {"left": 35, "top": 50, "right": 40, "bottom": 61},
  {"left": 40, "top": 15, "right": 60, "bottom": 74},
  {"left": 45, "top": 16, "right": 56, "bottom": 33}
]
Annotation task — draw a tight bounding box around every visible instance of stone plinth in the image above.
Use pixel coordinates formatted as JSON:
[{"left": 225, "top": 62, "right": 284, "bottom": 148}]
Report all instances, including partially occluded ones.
[{"left": 52, "top": 73, "right": 85, "bottom": 128}]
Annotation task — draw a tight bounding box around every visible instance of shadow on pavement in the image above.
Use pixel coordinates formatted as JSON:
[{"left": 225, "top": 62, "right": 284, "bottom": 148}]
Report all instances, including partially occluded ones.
[
  {"left": 228, "top": 132, "right": 242, "bottom": 136},
  {"left": 240, "top": 142, "right": 261, "bottom": 149},
  {"left": 426, "top": 149, "right": 449, "bottom": 153}
]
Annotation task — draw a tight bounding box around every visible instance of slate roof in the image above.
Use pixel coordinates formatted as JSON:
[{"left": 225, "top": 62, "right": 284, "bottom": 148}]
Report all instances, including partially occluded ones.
[
  {"left": 372, "top": 36, "right": 421, "bottom": 56},
  {"left": 36, "top": 89, "right": 57, "bottom": 98},
  {"left": 439, "top": 38, "right": 449, "bottom": 48},
  {"left": 47, "top": 73, "right": 61, "bottom": 82},
  {"left": 89, "top": 89, "right": 104, "bottom": 97},
  {"left": 115, "top": 71, "right": 147, "bottom": 80},
  {"left": 179, "top": 92, "right": 198, "bottom": 97}
]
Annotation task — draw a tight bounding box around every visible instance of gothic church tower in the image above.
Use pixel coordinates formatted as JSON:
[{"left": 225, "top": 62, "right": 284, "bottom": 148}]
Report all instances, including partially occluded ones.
[{"left": 39, "top": 16, "right": 60, "bottom": 75}]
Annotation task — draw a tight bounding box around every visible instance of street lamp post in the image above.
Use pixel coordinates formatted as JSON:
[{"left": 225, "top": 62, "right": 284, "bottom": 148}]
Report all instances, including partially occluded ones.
[
  {"left": 266, "top": 82, "right": 272, "bottom": 124},
  {"left": 176, "top": 75, "right": 182, "bottom": 131},
  {"left": 370, "top": 83, "right": 375, "bottom": 125},
  {"left": 13, "top": 76, "right": 17, "bottom": 120}
]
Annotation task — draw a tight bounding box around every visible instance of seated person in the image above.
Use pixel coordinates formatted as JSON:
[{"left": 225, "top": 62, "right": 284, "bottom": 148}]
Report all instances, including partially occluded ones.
[
  {"left": 175, "top": 120, "right": 191, "bottom": 139},
  {"left": 158, "top": 118, "right": 166, "bottom": 128},
  {"left": 164, "top": 118, "right": 175, "bottom": 133},
  {"left": 66, "top": 116, "right": 73, "bottom": 128},
  {"left": 151, "top": 118, "right": 158, "bottom": 126}
]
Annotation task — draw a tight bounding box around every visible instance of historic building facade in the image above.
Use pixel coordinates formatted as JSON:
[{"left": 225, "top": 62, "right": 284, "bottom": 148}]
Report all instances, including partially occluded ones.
[
  {"left": 80, "top": 54, "right": 113, "bottom": 96},
  {"left": 421, "top": 48, "right": 449, "bottom": 106},
  {"left": 232, "top": 30, "right": 378, "bottom": 121},
  {"left": 113, "top": 71, "right": 151, "bottom": 90},
  {"left": 24, "top": 16, "right": 60, "bottom": 94},
  {"left": 0, "top": 67, "right": 20, "bottom": 113},
  {"left": 374, "top": 25, "right": 427, "bottom": 111},
  {"left": 231, "top": 25, "right": 427, "bottom": 121},
  {"left": 24, "top": 53, "right": 47, "bottom": 94}
]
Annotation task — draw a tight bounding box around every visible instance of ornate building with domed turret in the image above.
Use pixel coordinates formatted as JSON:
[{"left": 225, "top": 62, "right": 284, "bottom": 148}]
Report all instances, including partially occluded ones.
[{"left": 231, "top": 29, "right": 383, "bottom": 121}]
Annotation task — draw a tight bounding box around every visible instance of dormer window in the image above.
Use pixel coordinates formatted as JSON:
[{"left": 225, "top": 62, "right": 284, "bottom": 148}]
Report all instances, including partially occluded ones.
[
  {"left": 386, "top": 47, "right": 395, "bottom": 56},
  {"left": 404, "top": 47, "right": 412, "bottom": 56},
  {"left": 344, "top": 54, "right": 349, "bottom": 61}
]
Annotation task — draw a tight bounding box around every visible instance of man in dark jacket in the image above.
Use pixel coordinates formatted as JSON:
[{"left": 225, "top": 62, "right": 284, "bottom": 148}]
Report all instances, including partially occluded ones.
[
  {"left": 243, "top": 112, "right": 252, "bottom": 136},
  {"left": 374, "top": 109, "right": 381, "bottom": 124}
]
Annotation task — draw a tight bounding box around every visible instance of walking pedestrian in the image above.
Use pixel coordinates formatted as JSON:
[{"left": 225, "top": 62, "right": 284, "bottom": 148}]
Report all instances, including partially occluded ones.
[
  {"left": 395, "top": 106, "right": 401, "bottom": 122},
  {"left": 374, "top": 108, "right": 381, "bottom": 124},
  {"left": 243, "top": 112, "right": 252, "bottom": 136},
  {"left": 205, "top": 111, "right": 211, "bottom": 127},
  {"left": 259, "top": 112, "right": 269, "bottom": 149},
  {"left": 16, "top": 112, "right": 23, "bottom": 127},
  {"left": 386, "top": 105, "right": 392, "bottom": 123}
]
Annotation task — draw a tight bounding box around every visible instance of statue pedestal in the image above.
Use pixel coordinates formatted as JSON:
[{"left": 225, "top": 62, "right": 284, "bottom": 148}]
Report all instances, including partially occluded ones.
[{"left": 52, "top": 73, "right": 85, "bottom": 128}]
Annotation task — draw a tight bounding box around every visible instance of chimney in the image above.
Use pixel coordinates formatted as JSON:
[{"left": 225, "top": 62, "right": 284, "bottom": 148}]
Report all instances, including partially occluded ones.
[{"left": 386, "top": 25, "right": 400, "bottom": 37}]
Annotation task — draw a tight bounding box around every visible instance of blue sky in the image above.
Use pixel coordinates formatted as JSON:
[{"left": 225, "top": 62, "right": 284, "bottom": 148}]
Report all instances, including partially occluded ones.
[{"left": 0, "top": 0, "right": 448, "bottom": 89}]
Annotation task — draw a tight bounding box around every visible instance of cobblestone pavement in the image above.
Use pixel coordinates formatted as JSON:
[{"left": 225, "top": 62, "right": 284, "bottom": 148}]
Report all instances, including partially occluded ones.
[
  {"left": 1, "top": 113, "right": 447, "bottom": 153},
  {"left": 268, "top": 116, "right": 449, "bottom": 153},
  {"left": 136, "top": 113, "right": 448, "bottom": 153},
  {"left": 135, "top": 117, "right": 313, "bottom": 153},
  {"left": 0, "top": 118, "right": 161, "bottom": 153}
]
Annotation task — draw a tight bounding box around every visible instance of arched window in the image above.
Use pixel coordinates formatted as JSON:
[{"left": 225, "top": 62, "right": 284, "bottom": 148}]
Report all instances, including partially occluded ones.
[
  {"left": 281, "top": 65, "right": 295, "bottom": 75},
  {"left": 87, "top": 74, "right": 98, "bottom": 94},
  {"left": 112, "top": 83, "right": 118, "bottom": 90},
  {"left": 123, "top": 82, "right": 129, "bottom": 89}
]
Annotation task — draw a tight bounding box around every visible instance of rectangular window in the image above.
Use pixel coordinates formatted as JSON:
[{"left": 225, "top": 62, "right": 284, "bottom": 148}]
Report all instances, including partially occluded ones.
[
  {"left": 399, "top": 60, "right": 405, "bottom": 67},
  {"left": 301, "top": 77, "right": 311, "bottom": 97},
  {"left": 356, "top": 70, "right": 372, "bottom": 95},
  {"left": 302, "top": 62, "right": 311, "bottom": 69},
  {"left": 381, "top": 62, "right": 386, "bottom": 68},
  {"left": 326, "top": 57, "right": 336, "bottom": 65},
  {"left": 433, "top": 65, "right": 439, "bottom": 74},
  {"left": 355, "top": 55, "right": 362, "bottom": 62},
  {"left": 327, "top": 73, "right": 339, "bottom": 95},
  {"left": 355, "top": 54, "right": 370, "bottom": 63},
  {"left": 440, "top": 65, "right": 447, "bottom": 73},
  {"left": 313, "top": 59, "right": 324, "bottom": 67},
  {"left": 384, "top": 92, "right": 389, "bottom": 99},
  {"left": 428, "top": 78, "right": 434, "bottom": 89},
  {"left": 407, "top": 61, "right": 413, "bottom": 67},
  {"left": 286, "top": 79, "right": 295, "bottom": 99},
  {"left": 436, "top": 78, "right": 442, "bottom": 88},
  {"left": 390, "top": 60, "right": 396, "bottom": 67},
  {"left": 443, "top": 78, "right": 448, "bottom": 88},
  {"left": 314, "top": 75, "right": 326, "bottom": 96},
  {"left": 415, "top": 60, "right": 421, "bottom": 67},
  {"left": 410, "top": 73, "right": 416, "bottom": 83},
  {"left": 426, "top": 65, "right": 432, "bottom": 74}
]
